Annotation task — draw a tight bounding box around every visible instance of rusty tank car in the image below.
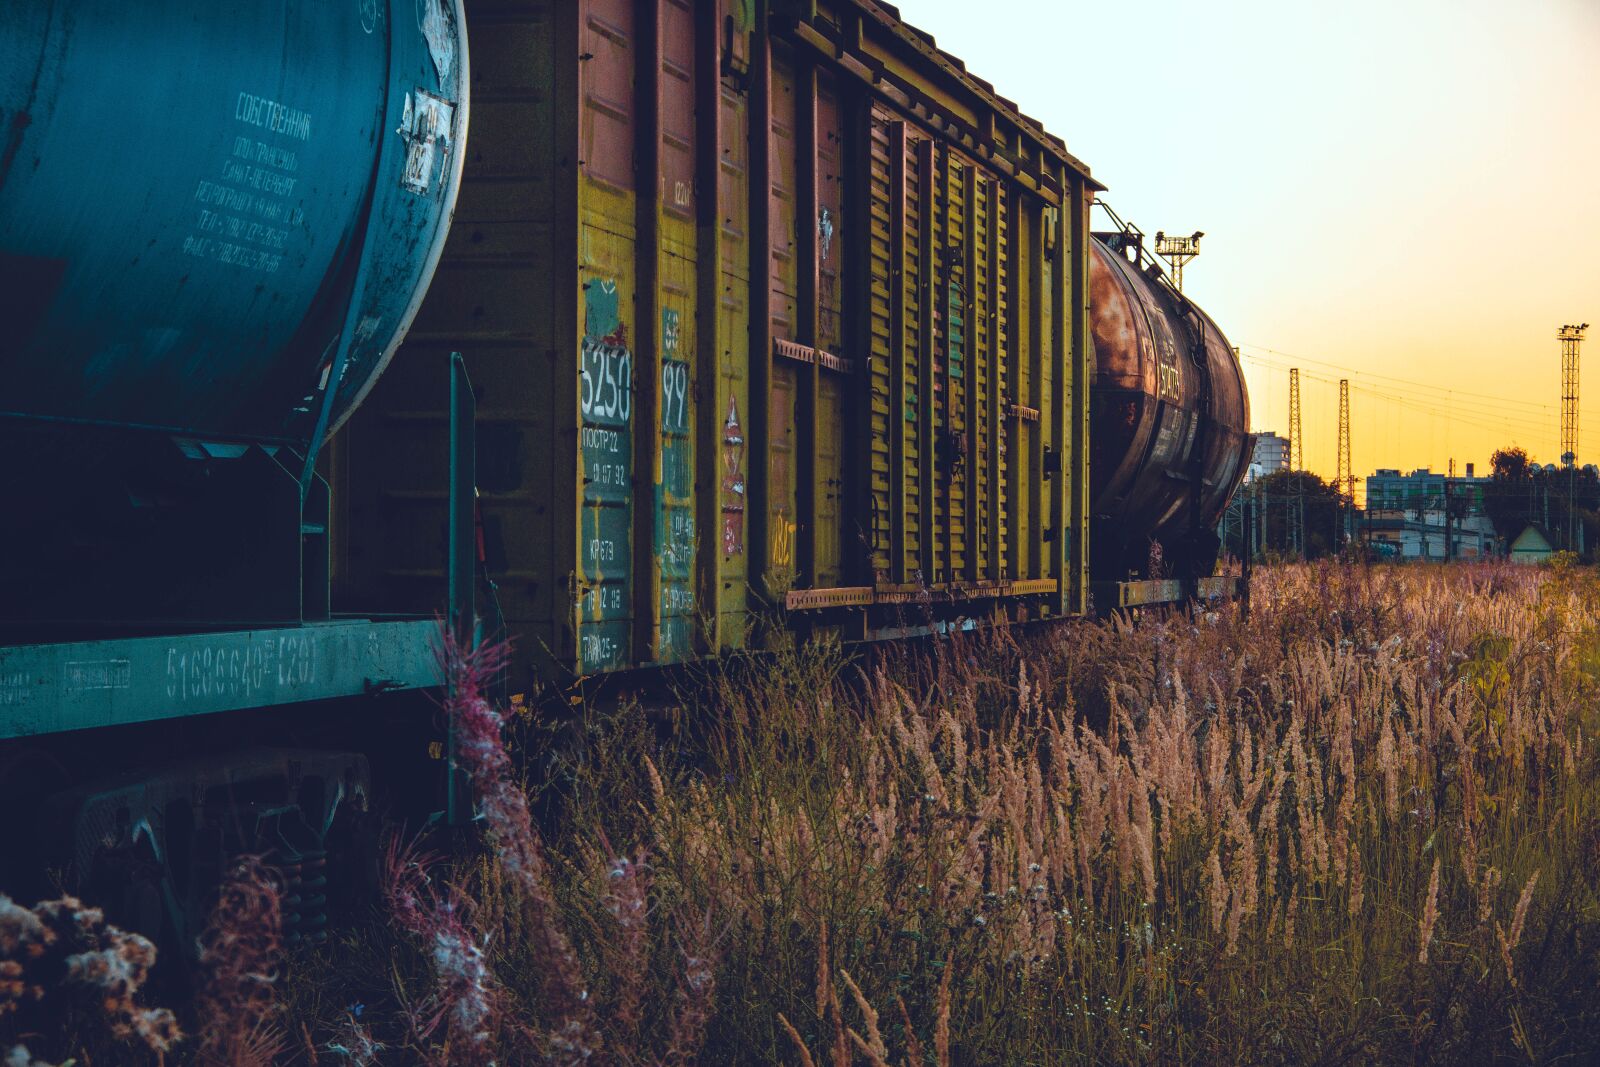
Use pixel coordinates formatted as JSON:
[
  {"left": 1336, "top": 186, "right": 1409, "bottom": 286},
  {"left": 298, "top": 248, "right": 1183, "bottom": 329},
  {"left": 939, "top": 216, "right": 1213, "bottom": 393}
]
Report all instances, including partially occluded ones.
[{"left": 1088, "top": 228, "right": 1252, "bottom": 591}]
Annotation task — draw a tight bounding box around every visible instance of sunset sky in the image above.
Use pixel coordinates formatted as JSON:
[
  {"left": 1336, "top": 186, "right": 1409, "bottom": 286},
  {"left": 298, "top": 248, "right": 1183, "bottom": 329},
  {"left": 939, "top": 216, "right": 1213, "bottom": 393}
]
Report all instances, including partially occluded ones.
[{"left": 902, "top": 0, "right": 1600, "bottom": 499}]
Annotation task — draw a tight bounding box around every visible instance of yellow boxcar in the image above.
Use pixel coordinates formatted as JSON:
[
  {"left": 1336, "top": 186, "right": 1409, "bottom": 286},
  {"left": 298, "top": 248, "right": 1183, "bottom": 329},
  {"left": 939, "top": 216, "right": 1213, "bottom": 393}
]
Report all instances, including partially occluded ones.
[{"left": 331, "top": 0, "right": 1100, "bottom": 689}]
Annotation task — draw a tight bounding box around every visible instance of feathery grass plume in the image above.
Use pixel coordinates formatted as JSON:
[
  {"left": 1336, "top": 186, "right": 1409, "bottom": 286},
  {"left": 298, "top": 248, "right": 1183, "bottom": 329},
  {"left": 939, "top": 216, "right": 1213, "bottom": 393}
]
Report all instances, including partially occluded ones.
[
  {"left": 1418, "top": 856, "right": 1442, "bottom": 965},
  {"left": 193, "top": 855, "right": 285, "bottom": 1067},
  {"left": 438, "top": 632, "right": 599, "bottom": 1059},
  {"left": 933, "top": 963, "right": 952, "bottom": 1067},
  {"left": 643, "top": 753, "right": 668, "bottom": 808},
  {"left": 1496, "top": 868, "right": 1542, "bottom": 983},
  {"left": 1347, "top": 841, "right": 1365, "bottom": 919},
  {"left": 382, "top": 834, "right": 501, "bottom": 1065},
  {"left": 1507, "top": 869, "right": 1540, "bottom": 950},
  {"left": 321, "top": 1007, "right": 384, "bottom": 1066},
  {"left": 778, "top": 1012, "right": 819, "bottom": 1067},
  {"left": 598, "top": 841, "right": 650, "bottom": 1052},
  {"left": 1205, "top": 847, "right": 1226, "bottom": 935},
  {"left": 661, "top": 907, "right": 720, "bottom": 1067},
  {"left": 839, "top": 970, "right": 889, "bottom": 1067},
  {"left": 897, "top": 994, "right": 926, "bottom": 1067},
  {"left": 1477, "top": 865, "right": 1503, "bottom": 928}
]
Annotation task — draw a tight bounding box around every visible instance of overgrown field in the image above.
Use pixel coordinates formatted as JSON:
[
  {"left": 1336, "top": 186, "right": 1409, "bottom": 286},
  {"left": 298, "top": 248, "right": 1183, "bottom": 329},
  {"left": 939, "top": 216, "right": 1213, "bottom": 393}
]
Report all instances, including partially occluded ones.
[{"left": 9, "top": 561, "right": 1600, "bottom": 1064}]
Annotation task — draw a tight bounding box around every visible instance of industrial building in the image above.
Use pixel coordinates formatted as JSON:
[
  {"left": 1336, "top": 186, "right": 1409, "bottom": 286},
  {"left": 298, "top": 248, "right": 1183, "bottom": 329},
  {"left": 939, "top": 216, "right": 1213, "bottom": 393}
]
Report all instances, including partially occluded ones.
[
  {"left": 1362, "top": 467, "right": 1498, "bottom": 560},
  {"left": 1246, "top": 432, "right": 1290, "bottom": 482}
]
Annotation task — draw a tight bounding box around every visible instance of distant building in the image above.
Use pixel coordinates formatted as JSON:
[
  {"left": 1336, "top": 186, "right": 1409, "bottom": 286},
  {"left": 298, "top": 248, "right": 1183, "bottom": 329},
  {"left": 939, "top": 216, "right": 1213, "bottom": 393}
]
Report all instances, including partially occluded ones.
[
  {"left": 1246, "top": 432, "right": 1289, "bottom": 482},
  {"left": 1509, "top": 525, "right": 1554, "bottom": 564},
  {"left": 1362, "top": 466, "right": 1497, "bottom": 560}
]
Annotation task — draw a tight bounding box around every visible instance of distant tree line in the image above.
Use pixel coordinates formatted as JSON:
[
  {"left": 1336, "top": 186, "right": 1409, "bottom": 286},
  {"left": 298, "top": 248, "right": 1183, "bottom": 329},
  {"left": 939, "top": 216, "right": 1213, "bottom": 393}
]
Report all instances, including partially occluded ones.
[
  {"left": 1482, "top": 447, "right": 1600, "bottom": 552},
  {"left": 1223, "top": 470, "right": 1346, "bottom": 561}
]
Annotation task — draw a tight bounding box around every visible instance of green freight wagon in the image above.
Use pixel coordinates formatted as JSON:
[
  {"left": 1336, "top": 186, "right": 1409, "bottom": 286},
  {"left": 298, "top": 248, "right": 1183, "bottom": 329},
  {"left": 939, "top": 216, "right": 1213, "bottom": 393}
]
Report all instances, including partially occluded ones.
[{"left": 332, "top": 0, "right": 1100, "bottom": 689}]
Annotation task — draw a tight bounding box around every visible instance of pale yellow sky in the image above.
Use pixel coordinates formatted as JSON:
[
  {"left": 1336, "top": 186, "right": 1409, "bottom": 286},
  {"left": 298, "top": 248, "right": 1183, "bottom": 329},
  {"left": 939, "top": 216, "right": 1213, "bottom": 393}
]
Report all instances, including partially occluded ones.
[{"left": 900, "top": 0, "right": 1600, "bottom": 494}]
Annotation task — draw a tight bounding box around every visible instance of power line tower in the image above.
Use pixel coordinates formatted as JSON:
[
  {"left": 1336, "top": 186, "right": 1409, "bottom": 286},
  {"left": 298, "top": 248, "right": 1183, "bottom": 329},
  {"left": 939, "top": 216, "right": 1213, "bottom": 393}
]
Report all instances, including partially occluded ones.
[
  {"left": 1153, "top": 230, "right": 1203, "bottom": 291},
  {"left": 1288, "top": 368, "right": 1303, "bottom": 470},
  {"left": 1560, "top": 323, "right": 1588, "bottom": 462},
  {"left": 1336, "top": 378, "right": 1352, "bottom": 499},
  {"left": 1337, "top": 378, "right": 1353, "bottom": 548},
  {"left": 1287, "top": 367, "right": 1304, "bottom": 556}
]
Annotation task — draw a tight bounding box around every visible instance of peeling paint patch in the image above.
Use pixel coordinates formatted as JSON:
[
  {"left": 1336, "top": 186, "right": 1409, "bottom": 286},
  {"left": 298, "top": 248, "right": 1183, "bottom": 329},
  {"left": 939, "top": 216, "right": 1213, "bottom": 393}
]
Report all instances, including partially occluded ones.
[
  {"left": 721, "top": 395, "right": 746, "bottom": 556},
  {"left": 397, "top": 90, "right": 455, "bottom": 196},
  {"left": 417, "top": 0, "right": 455, "bottom": 85},
  {"left": 584, "top": 278, "right": 620, "bottom": 341},
  {"left": 64, "top": 659, "right": 131, "bottom": 695}
]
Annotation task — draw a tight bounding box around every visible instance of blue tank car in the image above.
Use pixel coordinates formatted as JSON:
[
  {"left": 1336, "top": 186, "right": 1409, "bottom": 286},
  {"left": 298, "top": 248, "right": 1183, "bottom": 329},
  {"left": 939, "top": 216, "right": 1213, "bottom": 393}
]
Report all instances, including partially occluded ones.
[{"left": 0, "top": 0, "right": 467, "bottom": 441}]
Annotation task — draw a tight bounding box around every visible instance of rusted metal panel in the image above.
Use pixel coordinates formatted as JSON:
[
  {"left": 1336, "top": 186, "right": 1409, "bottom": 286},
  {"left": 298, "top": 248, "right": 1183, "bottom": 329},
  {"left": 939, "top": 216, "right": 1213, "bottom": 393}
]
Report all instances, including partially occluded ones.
[
  {"left": 712, "top": 7, "right": 751, "bottom": 643},
  {"left": 786, "top": 586, "right": 874, "bottom": 611},
  {"left": 942, "top": 157, "right": 966, "bottom": 586},
  {"left": 766, "top": 44, "right": 801, "bottom": 597},
  {"left": 866, "top": 113, "right": 895, "bottom": 582},
  {"left": 1116, "top": 579, "right": 1184, "bottom": 608},
  {"left": 1087, "top": 233, "right": 1251, "bottom": 584},
  {"left": 812, "top": 72, "right": 848, "bottom": 591},
  {"left": 915, "top": 135, "right": 936, "bottom": 588}
]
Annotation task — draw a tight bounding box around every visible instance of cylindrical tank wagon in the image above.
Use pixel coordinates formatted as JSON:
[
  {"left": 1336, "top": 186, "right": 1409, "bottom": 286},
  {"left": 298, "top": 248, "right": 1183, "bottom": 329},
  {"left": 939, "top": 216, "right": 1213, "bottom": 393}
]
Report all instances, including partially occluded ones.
[
  {"left": 0, "top": 0, "right": 466, "bottom": 440},
  {"left": 1, "top": 0, "right": 467, "bottom": 626},
  {"left": 1088, "top": 232, "right": 1251, "bottom": 586}
]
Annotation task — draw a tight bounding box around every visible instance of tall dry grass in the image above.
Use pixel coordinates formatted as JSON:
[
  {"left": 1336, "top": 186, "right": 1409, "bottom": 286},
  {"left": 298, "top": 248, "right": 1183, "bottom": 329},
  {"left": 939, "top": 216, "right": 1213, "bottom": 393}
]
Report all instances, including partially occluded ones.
[
  {"left": 306, "top": 559, "right": 1600, "bottom": 1065},
  {"left": 29, "top": 560, "right": 1595, "bottom": 1064}
]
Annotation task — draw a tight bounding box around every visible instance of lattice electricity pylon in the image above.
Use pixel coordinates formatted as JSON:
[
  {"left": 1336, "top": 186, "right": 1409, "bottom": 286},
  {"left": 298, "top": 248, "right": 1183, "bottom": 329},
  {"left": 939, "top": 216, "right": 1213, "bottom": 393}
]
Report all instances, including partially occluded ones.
[
  {"left": 1336, "top": 378, "right": 1353, "bottom": 501},
  {"left": 1288, "top": 367, "right": 1303, "bottom": 471},
  {"left": 1560, "top": 324, "right": 1588, "bottom": 462},
  {"left": 1153, "top": 230, "right": 1203, "bottom": 291}
]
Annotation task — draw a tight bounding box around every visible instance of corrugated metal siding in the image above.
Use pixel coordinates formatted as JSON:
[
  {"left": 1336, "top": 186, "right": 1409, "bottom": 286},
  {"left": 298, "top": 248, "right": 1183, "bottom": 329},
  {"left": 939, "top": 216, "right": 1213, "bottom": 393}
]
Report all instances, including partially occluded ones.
[
  {"left": 766, "top": 47, "right": 799, "bottom": 594},
  {"left": 901, "top": 127, "right": 922, "bottom": 585},
  {"left": 972, "top": 171, "right": 992, "bottom": 579},
  {"left": 945, "top": 156, "right": 968, "bottom": 585},
  {"left": 814, "top": 75, "right": 846, "bottom": 590},
  {"left": 867, "top": 114, "right": 894, "bottom": 581},
  {"left": 714, "top": 62, "right": 751, "bottom": 641}
]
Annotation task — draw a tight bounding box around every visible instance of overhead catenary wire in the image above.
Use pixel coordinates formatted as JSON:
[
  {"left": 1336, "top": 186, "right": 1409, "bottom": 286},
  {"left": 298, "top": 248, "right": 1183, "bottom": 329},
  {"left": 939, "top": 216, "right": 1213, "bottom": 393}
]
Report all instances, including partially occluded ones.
[
  {"left": 1236, "top": 346, "right": 1568, "bottom": 488},
  {"left": 1238, "top": 353, "right": 1569, "bottom": 445},
  {"left": 1240, "top": 343, "right": 1577, "bottom": 417},
  {"left": 1238, "top": 352, "right": 1579, "bottom": 431}
]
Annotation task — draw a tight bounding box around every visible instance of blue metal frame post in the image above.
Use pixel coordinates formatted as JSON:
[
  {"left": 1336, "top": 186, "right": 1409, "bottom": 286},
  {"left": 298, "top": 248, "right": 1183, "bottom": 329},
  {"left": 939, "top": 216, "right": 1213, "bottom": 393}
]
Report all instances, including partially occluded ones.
[{"left": 447, "top": 352, "right": 476, "bottom": 827}]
